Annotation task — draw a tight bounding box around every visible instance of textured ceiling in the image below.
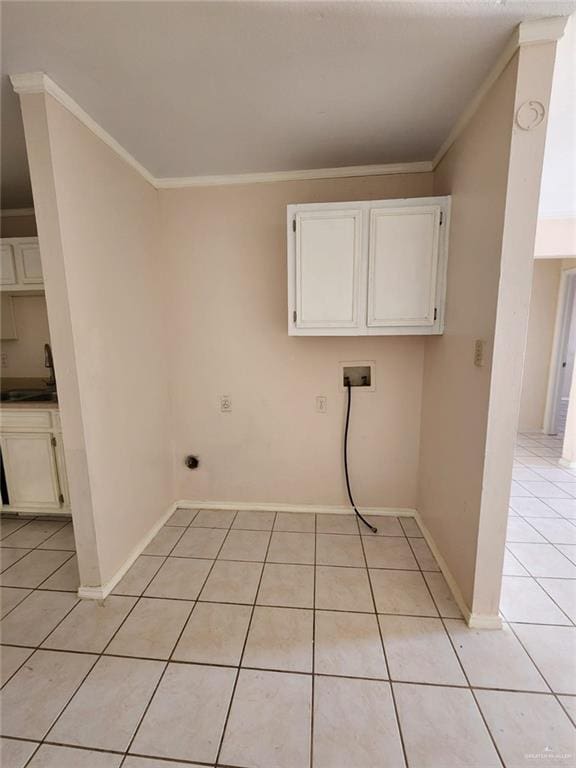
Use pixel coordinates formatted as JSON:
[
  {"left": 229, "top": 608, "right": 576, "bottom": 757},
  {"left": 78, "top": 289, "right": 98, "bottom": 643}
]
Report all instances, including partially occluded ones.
[{"left": 1, "top": 1, "right": 575, "bottom": 207}]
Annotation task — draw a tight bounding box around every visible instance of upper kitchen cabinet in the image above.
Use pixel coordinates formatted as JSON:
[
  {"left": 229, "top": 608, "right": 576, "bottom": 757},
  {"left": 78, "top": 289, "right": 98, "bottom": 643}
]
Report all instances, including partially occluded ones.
[
  {"left": 0, "top": 237, "right": 44, "bottom": 292},
  {"left": 287, "top": 196, "right": 450, "bottom": 335}
]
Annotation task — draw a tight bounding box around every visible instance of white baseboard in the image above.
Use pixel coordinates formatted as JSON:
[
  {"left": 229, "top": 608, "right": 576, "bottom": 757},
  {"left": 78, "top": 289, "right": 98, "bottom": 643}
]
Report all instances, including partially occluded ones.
[
  {"left": 78, "top": 501, "right": 178, "bottom": 600},
  {"left": 559, "top": 458, "right": 576, "bottom": 469},
  {"left": 413, "top": 512, "right": 502, "bottom": 630},
  {"left": 175, "top": 499, "right": 417, "bottom": 517},
  {"left": 466, "top": 614, "right": 503, "bottom": 630}
]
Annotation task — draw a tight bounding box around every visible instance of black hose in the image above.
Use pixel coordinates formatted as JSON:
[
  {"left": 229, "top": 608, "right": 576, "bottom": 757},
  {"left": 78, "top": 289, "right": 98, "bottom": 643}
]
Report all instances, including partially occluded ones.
[{"left": 344, "top": 382, "right": 378, "bottom": 534}]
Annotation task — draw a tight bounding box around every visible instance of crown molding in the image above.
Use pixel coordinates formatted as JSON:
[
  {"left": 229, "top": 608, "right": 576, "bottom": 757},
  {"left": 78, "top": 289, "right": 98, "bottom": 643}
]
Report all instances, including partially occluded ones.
[
  {"left": 156, "top": 161, "right": 433, "bottom": 188},
  {"left": 516, "top": 15, "right": 569, "bottom": 46},
  {"left": 10, "top": 72, "right": 156, "bottom": 187},
  {"left": 432, "top": 15, "right": 569, "bottom": 169},
  {"left": 9, "top": 16, "right": 570, "bottom": 190},
  {"left": 0, "top": 207, "right": 35, "bottom": 218}
]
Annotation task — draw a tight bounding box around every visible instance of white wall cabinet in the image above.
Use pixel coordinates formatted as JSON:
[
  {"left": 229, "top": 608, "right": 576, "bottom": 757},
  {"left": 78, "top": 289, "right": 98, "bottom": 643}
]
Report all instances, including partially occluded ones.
[
  {"left": 0, "top": 409, "right": 69, "bottom": 516},
  {"left": 0, "top": 238, "right": 44, "bottom": 292},
  {"left": 287, "top": 196, "right": 450, "bottom": 335}
]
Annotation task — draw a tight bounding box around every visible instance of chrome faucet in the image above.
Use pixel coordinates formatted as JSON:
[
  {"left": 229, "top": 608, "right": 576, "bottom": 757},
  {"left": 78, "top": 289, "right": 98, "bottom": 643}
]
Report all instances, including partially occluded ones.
[{"left": 44, "top": 343, "right": 56, "bottom": 388}]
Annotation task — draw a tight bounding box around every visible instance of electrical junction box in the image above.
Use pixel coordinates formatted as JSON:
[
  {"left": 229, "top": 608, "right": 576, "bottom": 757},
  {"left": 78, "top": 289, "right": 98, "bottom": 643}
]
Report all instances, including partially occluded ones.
[{"left": 340, "top": 361, "right": 375, "bottom": 391}]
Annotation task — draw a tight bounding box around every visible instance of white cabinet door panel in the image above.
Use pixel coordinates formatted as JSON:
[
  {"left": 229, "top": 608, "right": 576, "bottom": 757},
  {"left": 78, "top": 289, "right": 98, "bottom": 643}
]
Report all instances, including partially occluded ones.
[
  {"left": 368, "top": 206, "right": 440, "bottom": 327},
  {"left": 17, "top": 243, "right": 43, "bottom": 284},
  {"left": 0, "top": 244, "right": 17, "bottom": 286},
  {"left": 1, "top": 295, "right": 17, "bottom": 340},
  {"left": 295, "top": 210, "right": 362, "bottom": 328},
  {"left": 1, "top": 433, "right": 61, "bottom": 509}
]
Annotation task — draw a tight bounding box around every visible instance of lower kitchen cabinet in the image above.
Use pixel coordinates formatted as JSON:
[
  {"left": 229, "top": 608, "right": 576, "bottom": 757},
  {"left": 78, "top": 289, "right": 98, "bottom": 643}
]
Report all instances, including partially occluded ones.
[{"left": 0, "top": 408, "right": 70, "bottom": 515}]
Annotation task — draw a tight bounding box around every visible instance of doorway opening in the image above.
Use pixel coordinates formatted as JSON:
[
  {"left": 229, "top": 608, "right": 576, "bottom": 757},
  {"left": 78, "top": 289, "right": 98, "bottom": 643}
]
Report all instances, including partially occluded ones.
[{"left": 544, "top": 268, "right": 576, "bottom": 437}]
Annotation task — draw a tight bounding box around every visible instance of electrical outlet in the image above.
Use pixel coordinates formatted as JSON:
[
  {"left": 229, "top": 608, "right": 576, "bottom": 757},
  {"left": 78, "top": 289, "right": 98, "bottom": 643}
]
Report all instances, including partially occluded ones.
[
  {"left": 220, "top": 395, "right": 232, "bottom": 413},
  {"left": 0, "top": 352, "right": 7, "bottom": 368},
  {"left": 316, "top": 395, "right": 327, "bottom": 413}
]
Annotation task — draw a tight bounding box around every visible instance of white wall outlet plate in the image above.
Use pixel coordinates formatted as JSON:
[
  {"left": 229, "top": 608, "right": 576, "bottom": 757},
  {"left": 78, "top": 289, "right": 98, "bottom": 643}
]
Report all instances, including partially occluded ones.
[
  {"left": 220, "top": 395, "right": 232, "bottom": 412},
  {"left": 316, "top": 395, "right": 328, "bottom": 413}
]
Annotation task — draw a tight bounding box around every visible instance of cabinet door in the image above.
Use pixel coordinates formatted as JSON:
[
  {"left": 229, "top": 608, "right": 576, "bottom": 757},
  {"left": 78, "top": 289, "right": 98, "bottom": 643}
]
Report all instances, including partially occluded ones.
[
  {"left": 1, "top": 295, "right": 17, "bottom": 340},
  {"left": 0, "top": 244, "right": 17, "bottom": 286},
  {"left": 0, "top": 433, "right": 62, "bottom": 509},
  {"left": 16, "top": 242, "right": 43, "bottom": 284},
  {"left": 368, "top": 205, "right": 440, "bottom": 327},
  {"left": 295, "top": 209, "right": 362, "bottom": 329}
]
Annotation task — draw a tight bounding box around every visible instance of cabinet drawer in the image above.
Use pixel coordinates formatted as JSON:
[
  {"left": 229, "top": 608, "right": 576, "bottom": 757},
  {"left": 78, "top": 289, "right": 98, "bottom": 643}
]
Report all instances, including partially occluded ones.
[{"left": 0, "top": 409, "right": 54, "bottom": 431}]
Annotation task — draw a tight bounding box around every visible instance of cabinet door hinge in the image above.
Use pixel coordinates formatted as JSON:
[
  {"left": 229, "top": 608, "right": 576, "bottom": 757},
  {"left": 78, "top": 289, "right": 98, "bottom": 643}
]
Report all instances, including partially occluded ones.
[
  {"left": 293, "top": 310, "right": 297, "bottom": 323},
  {"left": 58, "top": 493, "right": 65, "bottom": 505},
  {"left": 439, "top": 211, "right": 444, "bottom": 226},
  {"left": 434, "top": 307, "right": 438, "bottom": 321},
  {"left": 292, "top": 219, "right": 296, "bottom": 233},
  {"left": 51, "top": 436, "right": 57, "bottom": 447}
]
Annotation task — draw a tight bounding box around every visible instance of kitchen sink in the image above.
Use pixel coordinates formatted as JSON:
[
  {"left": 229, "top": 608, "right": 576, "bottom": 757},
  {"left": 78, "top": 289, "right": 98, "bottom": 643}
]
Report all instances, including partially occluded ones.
[{"left": 1, "top": 389, "right": 58, "bottom": 403}]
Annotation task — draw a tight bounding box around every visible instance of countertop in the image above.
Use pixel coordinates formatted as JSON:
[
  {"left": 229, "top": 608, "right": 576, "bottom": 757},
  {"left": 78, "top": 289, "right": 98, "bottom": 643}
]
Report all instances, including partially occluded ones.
[
  {"left": 1, "top": 378, "right": 58, "bottom": 409},
  {"left": 0, "top": 401, "right": 59, "bottom": 410}
]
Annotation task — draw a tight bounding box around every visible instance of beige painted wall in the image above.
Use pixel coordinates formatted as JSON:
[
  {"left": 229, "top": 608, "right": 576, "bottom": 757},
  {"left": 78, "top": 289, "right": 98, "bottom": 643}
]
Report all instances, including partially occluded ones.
[
  {"left": 418, "top": 55, "right": 518, "bottom": 613},
  {"left": 473, "top": 41, "right": 558, "bottom": 619},
  {"left": 160, "top": 172, "right": 433, "bottom": 509},
  {"left": 518, "top": 259, "right": 562, "bottom": 432},
  {"left": 20, "top": 92, "right": 101, "bottom": 586},
  {"left": 418, "top": 40, "right": 557, "bottom": 619},
  {"left": 20, "top": 92, "right": 172, "bottom": 586},
  {"left": 2, "top": 295, "right": 51, "bottom": 378},
  {"left": 0, "top": 213, "right": 37, "bottom": 238}
]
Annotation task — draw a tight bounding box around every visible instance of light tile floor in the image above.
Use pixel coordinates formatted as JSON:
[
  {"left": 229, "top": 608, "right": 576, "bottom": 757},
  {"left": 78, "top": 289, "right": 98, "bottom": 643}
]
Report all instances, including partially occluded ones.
[{"left": 0, "top": 439, "right": 575, "bottom": 767}]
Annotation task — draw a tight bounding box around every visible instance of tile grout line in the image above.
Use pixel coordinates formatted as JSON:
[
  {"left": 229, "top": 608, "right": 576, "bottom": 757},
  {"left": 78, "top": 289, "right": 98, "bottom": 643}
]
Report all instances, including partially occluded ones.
[
  {"left": 119, "top": 509, "right": 240, "bottom": 763},
  {"left": 0, "top": 550, "right": 85, "bottom": 688},
  {"left": 2, "top": 647, "right": 570, "bottom": 694},
  {"left": 404, "top": 536, "right": 507, "bottom": 768},
  {"left": 14, "top": 510, "right": 198, "bottom": 759},
  {"left": 309, "top": 510, "right": 317, "bottom": 768},
  {"left": 504, "top": 522, "right": 575, "bottom": 627},
  {"left": 8, "top": 512, "right": 235, "bottom": 768},
  {"left": 1, "top": 525, "right": 571, "bottom": 621},
  {"left": 14, "top": 510, "right": 200, "bottom": 760},
  {"left": 0, "top": 516, "right": 70, "bottom": 550},
  {"left": 3, "top": 523, "right": 571, "bottom": 658},
  {"left": 505, "top": 618, "right": 574, "bottom": 724},
  {"left": 505, "top": 416, "right": 576, "bottom": 716},
  {"left": 511, "top": 512, "right": 576, "bottom": 574},
  {"left": 358, "top": 517, "right": 411, "bottom": 768},
  {"left": 508, "top": 441, "right": 576, "bottom": 623},
  {"left": 2, "top": 504, "right": 574, "bottom": 765},
  {"left": 213, "top": 512, "right": 277, "bottom": 767}
]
